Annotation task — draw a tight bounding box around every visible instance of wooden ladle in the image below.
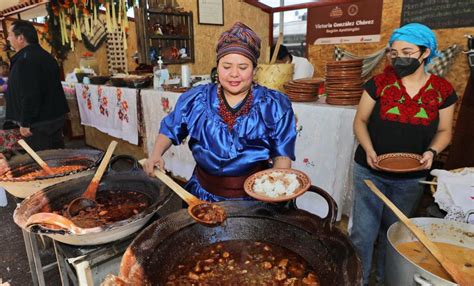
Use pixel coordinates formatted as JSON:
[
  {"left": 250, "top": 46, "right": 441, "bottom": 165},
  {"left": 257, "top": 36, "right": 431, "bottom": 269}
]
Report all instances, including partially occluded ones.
[
  {"left": 364, "top": 180, "right": 471, "bottom": 286},
  {"left": 17, "top": 139, "right": 54, "bottom": 175},
  {"left": 67, "top": 141, "right": 118, "bottom": 217},
  {"left": 139, "top": 159, "right": 226, "bottom": 226},
  {"left": 25, "top": 212, "right": 89, "bottom": 235}
]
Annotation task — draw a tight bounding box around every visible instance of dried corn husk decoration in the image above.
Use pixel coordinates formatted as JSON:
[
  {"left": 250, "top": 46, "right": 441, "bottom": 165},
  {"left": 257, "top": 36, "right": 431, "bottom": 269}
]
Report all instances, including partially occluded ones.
[
  {"left": 70, "top": 29, "right": 75, "bottom": 51},
  {"left": 93, "top": 1, "right": 97, "bottom": 26},
  {"left": 111, "top": 0, "right": 117, "bottom": 30},
  {"left": 123, "top": 0, "right": 129, "bottom": 29},
  {"left": 106, "top": 2, "right": 112, "bottom": 32},
  {"left": 122, "top": 27, "right": 127, "bottom": 50}
]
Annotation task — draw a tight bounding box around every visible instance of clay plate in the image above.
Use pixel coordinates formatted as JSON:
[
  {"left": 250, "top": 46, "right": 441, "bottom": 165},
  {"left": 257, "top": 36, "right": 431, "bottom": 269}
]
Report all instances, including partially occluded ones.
[
  {"left": 244, "top": 168, "right": 311, "bottom": 202},
  {"left": 374, "top": 153, "right": 424, "bottom": 173}
]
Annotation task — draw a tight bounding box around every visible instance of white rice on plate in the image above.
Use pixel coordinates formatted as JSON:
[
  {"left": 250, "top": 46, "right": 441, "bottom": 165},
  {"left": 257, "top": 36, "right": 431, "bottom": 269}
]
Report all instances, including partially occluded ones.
[{"left": 252, "top": 171, "right": 300, "bottom": 198}]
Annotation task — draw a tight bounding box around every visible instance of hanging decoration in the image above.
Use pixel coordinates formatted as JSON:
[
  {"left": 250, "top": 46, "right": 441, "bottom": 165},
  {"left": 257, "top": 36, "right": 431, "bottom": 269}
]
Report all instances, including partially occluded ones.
[
  {"left": 334, "top": 44, "right": 461, "bottom": 79},
  {"left": 42, "top": 0, "right": 135, "bottom": 60},
  {"left": 334, "top": 46, "right": 387, "bottom": 78}
]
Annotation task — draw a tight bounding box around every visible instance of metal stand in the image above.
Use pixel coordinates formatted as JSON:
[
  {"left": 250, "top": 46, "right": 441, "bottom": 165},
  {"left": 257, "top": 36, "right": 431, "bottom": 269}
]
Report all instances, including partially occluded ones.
[
  {"left": 21, "top": 230, "right": 58, "bottom": 286},
  {"left": 53, "top": 236, "right": 134, "bottom": 286}
]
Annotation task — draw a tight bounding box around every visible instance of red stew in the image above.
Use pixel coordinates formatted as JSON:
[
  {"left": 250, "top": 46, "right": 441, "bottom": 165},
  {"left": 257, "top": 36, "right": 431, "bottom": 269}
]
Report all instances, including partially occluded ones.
[
  {"left": 166, "top": 240, "right": 320, "bottom": 285},
  {"left": 190, "top": 203, "right": 227, "bottom": 224},
  {"left": 43, "top": 190, "right": 150, "bottom": 228}
]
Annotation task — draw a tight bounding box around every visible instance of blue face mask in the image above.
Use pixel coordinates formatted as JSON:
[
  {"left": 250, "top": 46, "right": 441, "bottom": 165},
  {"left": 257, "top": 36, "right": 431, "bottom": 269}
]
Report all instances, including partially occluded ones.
[{"left": 391, "top": 56, "right": 423, "bottom": 78}]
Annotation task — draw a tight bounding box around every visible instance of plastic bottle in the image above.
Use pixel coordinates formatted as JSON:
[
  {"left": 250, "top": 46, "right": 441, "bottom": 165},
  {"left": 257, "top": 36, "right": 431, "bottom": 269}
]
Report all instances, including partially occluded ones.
[
  {"left": 154, "top": 57, "right": 164, "bottom": 90},
  {"left": 154, "top": 56, "right": 169, "bottom": 90}
]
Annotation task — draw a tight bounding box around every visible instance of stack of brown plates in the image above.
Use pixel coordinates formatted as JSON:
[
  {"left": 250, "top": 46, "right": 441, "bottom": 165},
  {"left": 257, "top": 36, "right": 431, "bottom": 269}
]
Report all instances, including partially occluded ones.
[
  {"left": 325, "top": 59, "right": 363, "bottom": 105},
  {"left": 283, "top": 77, "right": 324, "bottom": 102}
]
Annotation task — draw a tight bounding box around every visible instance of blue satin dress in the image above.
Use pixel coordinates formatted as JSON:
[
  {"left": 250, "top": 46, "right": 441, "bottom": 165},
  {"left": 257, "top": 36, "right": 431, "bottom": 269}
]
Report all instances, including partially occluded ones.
[{"left": 159, "top": 83, "right": 297, "bottom": 201}]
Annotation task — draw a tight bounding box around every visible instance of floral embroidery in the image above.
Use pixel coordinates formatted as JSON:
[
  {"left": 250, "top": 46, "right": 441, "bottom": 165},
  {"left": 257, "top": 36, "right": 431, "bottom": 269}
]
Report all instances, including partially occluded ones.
[
  {"left": 217, "top": 84, "right": 253, "bottom": 131},
  {"left": 97, "top": 86, "right": 109, "bottom": 116},
  {"left": 303, "top": 158, "right": 315, "bottom": 167},
  {"left": 374, "top": 67, "right": 453, "bottom": 126},
  {"left": 116, "top": 88, "right": 129, "bottom": 122},
  {"left": 81, "top": 85, "right": 92, "bottom": 110},
  {"left": 161, "top": 97, "right": 173, "bottom": 114},
  {"left": 0, "top": 129, "right": 22, "bottom": 153},
  {"left": 296, "top": 125, "right": 303, "bottom": 136}
]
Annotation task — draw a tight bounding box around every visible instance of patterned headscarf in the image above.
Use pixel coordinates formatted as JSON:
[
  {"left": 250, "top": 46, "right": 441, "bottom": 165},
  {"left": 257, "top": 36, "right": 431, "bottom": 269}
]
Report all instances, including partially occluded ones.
[
  {"left": 216, "top": 22, "right": 261, "bottom": 66},
  {"left": 389, "top": 23, "right": 438, "bottom": 65}
]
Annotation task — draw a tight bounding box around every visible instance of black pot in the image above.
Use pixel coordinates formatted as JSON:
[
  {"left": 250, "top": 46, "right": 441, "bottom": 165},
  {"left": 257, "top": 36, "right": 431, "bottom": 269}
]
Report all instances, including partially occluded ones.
[
  {"left": 0, "top": 149, "right": 104, "bottom": 198},
  {"left": 14, "top": 155, "right": 172, "bottom": 245},
  {"left": 119, "top": 186, "right": 362, "bottom": 285}
]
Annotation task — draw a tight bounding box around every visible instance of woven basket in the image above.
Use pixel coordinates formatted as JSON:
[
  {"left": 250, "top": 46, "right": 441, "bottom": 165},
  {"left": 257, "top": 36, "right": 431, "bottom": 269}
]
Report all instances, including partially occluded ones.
[
  {"left": 254, "top": 63, "right": 293, "bottom": 92},
  {"left": 430, "top": 167, "right": 473, "bottom": 194}
]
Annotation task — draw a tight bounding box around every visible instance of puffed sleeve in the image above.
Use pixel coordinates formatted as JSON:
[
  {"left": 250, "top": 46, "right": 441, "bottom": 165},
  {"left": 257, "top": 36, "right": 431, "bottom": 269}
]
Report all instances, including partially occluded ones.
[
  {"left": 269, "top": 108, "right": 297, "bottom": 160},
  {"left": 159, "top": 85, "right": 208, "bottom": 145}
]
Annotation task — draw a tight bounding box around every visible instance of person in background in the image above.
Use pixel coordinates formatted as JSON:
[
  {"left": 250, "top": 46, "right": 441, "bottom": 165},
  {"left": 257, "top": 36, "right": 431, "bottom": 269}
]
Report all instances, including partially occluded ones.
[
  {"left": 0, "top": 61, "right": 8, "bottom": 93},
  {"left": 5, "top": 20, "right": 69, "bottom": 151},
  {"left": 350, "top": 23, "right": 457, "bottom": 285},
  {"left": 144, "top": 22, "right": 297, "bottom": 201},
  {"left": 270, "top": 44, "right": 314, "bottom": 79}
]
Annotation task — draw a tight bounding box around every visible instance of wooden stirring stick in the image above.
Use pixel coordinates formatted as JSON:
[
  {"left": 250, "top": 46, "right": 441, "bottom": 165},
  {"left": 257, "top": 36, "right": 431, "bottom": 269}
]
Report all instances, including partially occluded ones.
[
  {"left": 17, "top": 139, "right": 54, "bottom": 175},
  {"left": 364, "top": 180, "right": 471, "bottom": 286},
  {"left": 418, "top": 180, "right": 438, "bottom": 186},
  {"left": 270, "top": 33, "right": 283, "bottom": 65}
]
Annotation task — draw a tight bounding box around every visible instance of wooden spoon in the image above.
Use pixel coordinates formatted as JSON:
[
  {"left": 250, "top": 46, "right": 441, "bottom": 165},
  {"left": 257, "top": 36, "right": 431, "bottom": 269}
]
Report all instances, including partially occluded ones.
[
  {"left": 270, "top": 32, "right": 283, "bottom": 65},
  {"left": 364, "top": 180, "right": 471, "bottom": 286},
  {"left": 67, "top": 141, "right": 118, "bottom": 217},
  {"left": 139, "top": 159, "right": 226, "bottom": 226},
  {"left": 17, "top": 139, "right": 54, "bottom": 175}
]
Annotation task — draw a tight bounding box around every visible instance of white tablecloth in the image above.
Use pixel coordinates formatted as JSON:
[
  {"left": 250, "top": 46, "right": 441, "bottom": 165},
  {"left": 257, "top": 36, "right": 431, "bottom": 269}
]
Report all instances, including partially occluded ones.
[
  {"left": 74, "top": 83, "right": 139, "bottom": 145},
  {"left": 141, "top": 91, "right": 358, "bottom": 219}
]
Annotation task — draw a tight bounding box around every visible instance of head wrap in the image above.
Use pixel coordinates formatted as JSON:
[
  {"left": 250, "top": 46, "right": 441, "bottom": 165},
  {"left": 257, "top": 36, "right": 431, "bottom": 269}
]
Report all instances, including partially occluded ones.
[
  {"left": 216, "top": 22, "right": 261, "bottom": 66},
  {"left": 389, "top": 23, "right": 438, "bottom": 65}
]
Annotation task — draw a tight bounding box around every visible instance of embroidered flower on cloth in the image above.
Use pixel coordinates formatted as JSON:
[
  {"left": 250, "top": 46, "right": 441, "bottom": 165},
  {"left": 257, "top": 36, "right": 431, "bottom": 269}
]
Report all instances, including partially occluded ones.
[
  {"left": 303, "top": 158, "right": 315, "bottom": 167},
  {"left": 375, "top": 68, "right": 453, "bottom": 126},
  {"left": 116, "top": 88, "right": 129, "bottom": 122},
  {"left": 161, "top": 97, "right": 172, "bottom": 114},
  {"left": 81, "top": 85, "right": 92, "bottom": 110},
  {"left": 97, "top": 86, "right": 109, "bottom": 116}
]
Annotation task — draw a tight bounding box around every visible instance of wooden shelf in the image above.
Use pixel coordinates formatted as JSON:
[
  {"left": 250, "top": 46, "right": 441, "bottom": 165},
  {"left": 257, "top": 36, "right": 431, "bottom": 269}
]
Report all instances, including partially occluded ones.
[
  {"left": 162, "top": 58, "right": 193, "bottom": 64},
  {"left": 149, "top": 35, "right": 191, "bottom": 40},
  {"left": 147, "top": 9, "right": 192, "bottom": 16},
  {"left": 140, "top": 2, "right": 195, "bottom": 65}
]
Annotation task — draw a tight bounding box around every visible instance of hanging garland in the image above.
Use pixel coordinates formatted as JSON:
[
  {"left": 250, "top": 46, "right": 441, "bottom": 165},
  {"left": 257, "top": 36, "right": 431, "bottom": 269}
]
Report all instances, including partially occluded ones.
[{"left": 42, "top": 0, "right": 134, "bottom": 61}]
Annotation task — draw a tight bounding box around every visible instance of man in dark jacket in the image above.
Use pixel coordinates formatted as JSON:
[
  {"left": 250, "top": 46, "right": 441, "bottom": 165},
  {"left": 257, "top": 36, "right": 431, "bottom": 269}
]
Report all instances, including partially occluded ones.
[{"left": 6, "top": 20, "right": 69, "bottom": 150}]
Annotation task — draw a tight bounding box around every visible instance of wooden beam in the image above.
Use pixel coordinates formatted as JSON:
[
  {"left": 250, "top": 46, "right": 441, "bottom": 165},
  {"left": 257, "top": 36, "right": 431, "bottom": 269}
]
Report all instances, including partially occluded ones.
[
  {"left": 243, "top": 0, "right": 272, "bottom": 13},
  {"left": 269, "top": 0, "right": 353, "bottom": 13},
  {"left": 244, "top": 0, "right": 353, "bottom": 13},
  {"left": 0, "top": 1, "right": 50, "bottom": 20}
]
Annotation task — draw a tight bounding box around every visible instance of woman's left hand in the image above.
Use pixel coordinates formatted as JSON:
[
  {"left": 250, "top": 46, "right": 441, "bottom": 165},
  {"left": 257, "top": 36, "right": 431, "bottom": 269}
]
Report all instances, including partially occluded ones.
[{"left": 420, "top": 151, "right": 434, "bottom": 169}]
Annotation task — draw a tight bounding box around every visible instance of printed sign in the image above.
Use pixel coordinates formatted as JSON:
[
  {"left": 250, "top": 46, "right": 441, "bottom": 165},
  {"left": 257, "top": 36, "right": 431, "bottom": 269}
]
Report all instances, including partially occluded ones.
[{"left": 307, "top": 0, "right": 383, "bottom": 45}]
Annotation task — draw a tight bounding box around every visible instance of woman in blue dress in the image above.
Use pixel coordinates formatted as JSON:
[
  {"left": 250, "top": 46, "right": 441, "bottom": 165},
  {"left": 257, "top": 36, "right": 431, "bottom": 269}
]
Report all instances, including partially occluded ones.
[{"left": 143, "top": 22, "right": 297, "bottom": 201}]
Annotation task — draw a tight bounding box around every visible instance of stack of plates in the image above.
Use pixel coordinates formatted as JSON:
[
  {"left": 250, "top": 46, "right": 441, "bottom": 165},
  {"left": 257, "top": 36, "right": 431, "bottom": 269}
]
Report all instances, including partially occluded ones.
[
  {"left": 325, "top": 59, "right": 363, "bottom": 105},
  {"left": 283, "top": 78, "right": 324, "bottom": 102}
]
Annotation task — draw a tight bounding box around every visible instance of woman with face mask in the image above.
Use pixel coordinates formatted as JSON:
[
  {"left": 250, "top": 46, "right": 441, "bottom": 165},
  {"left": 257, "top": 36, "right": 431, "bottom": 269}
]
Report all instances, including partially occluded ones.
[
  {"left": 350, "top": 23, "right": 457, "bottom": 285},
  {"left": 143, "top": 22, "right": 296, "bottom": 202}
]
